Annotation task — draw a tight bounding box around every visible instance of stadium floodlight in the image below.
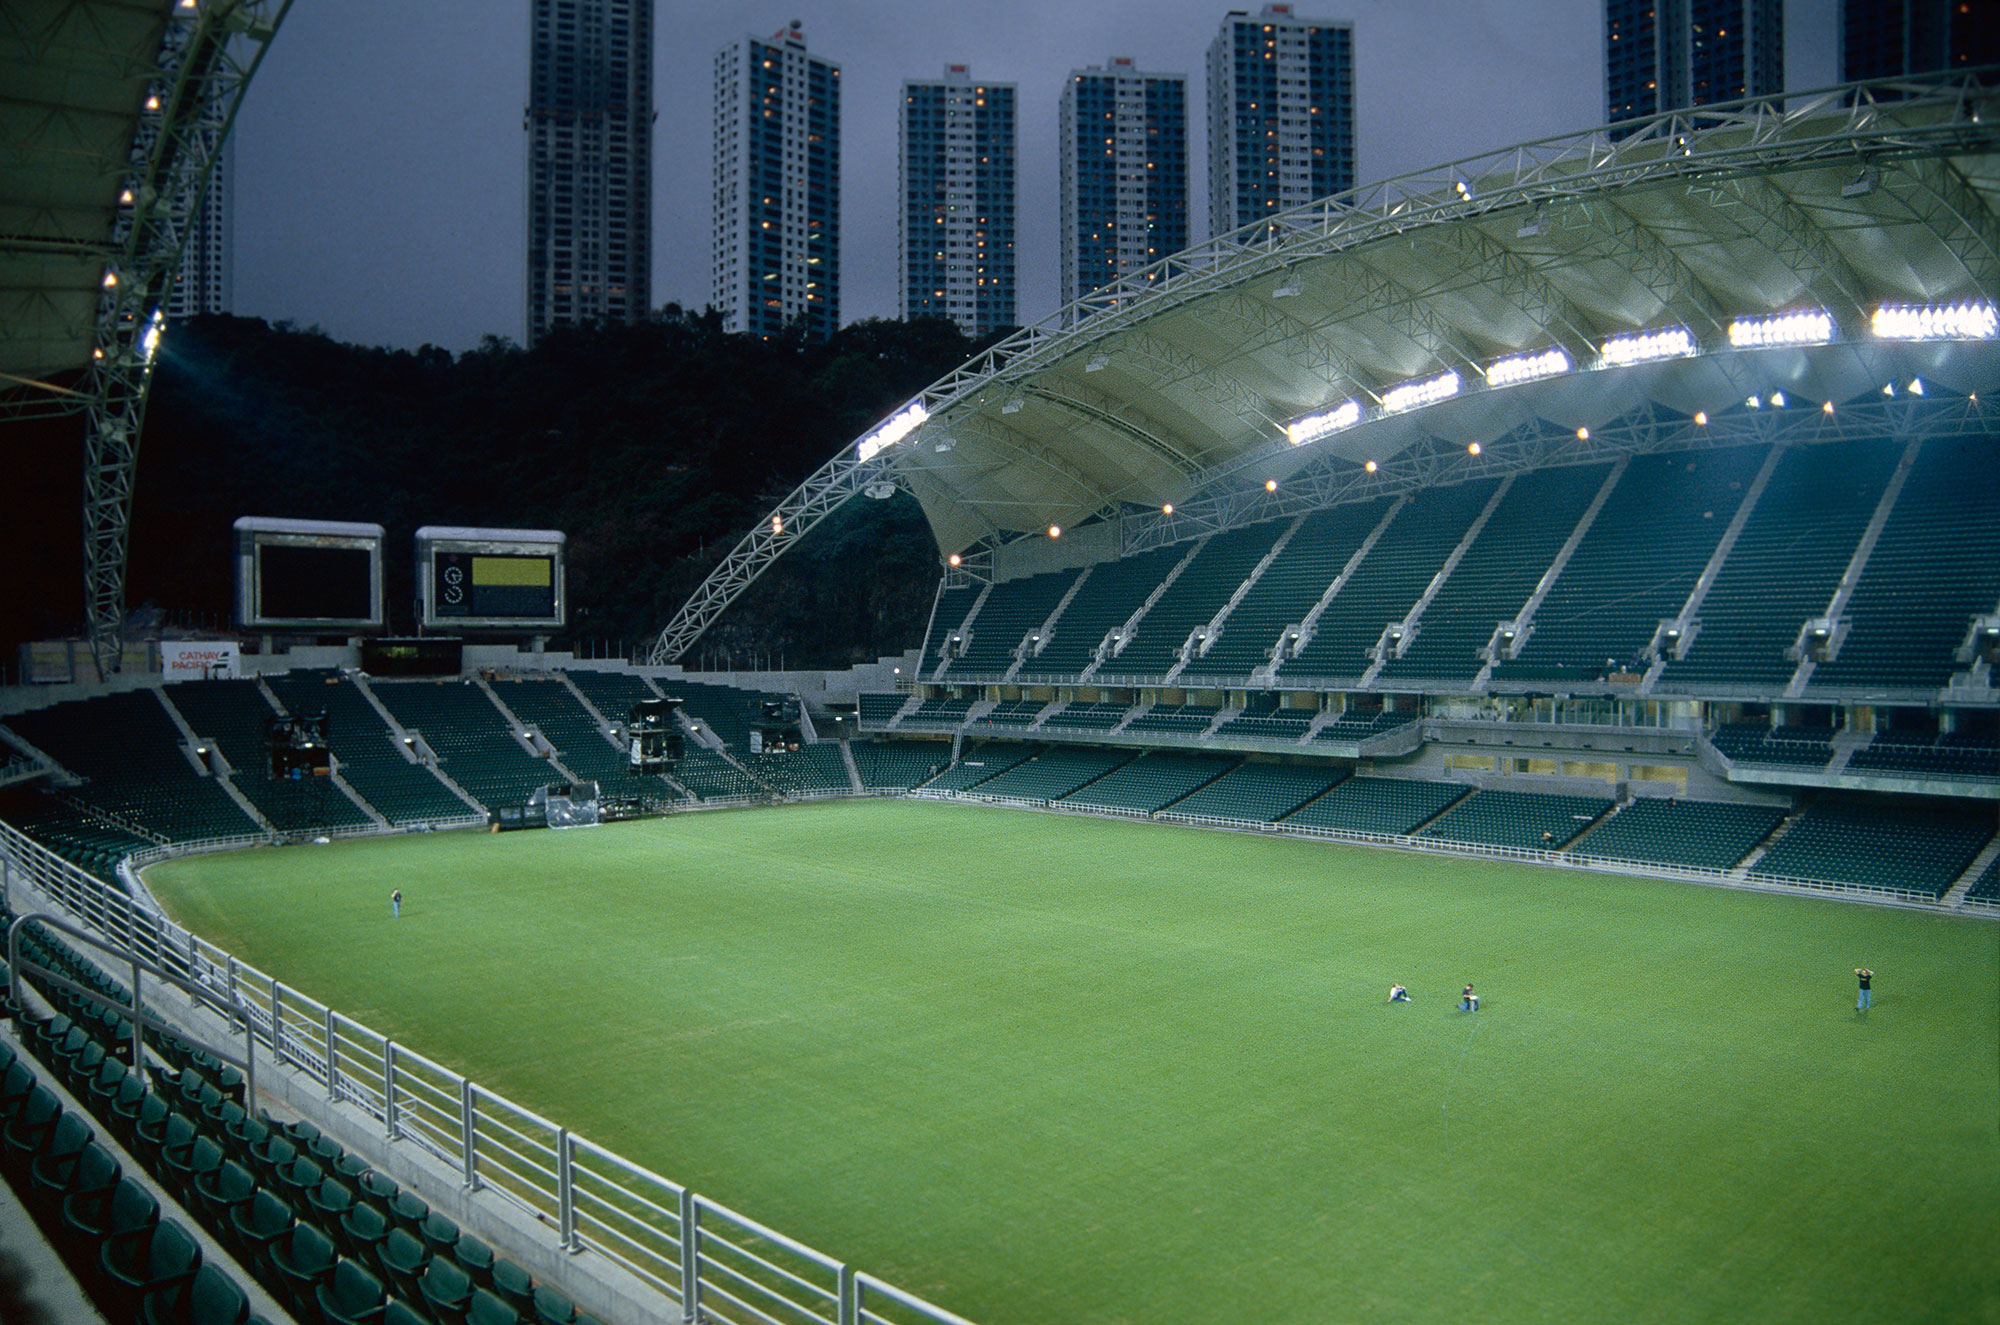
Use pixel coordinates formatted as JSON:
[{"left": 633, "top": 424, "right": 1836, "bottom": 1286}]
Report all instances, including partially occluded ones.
[
  {"left": 1909, "top": 378, "right": 1924, "bottom": 395},
  {"left": 1285, "top": 399, "right": 1363, "bottom": 445},
  {"left": 1870, "top": 300, "right": 1999, "bottom": 341},
  {"left": 1272, "top": 278, "right": 1303, "bottom": 298},
  {"left": 1001, "top": 395, "right": 1024, "bottom": 414},
  {"left": 1085, "top": 354, "right": 1109, "bottom": 372},
  {"left": 855, "top": 400, "right": 929, "bottom": 463},
  {"left": 1600, "top": 326, "right": 1695, "bottom": 367},
  {"left": 139, "top": 308, "right": 165, "bottom": 363},
  {"left": 1382, "top": 369, "right": 1461, "bottom": 414},
  {"left": 1484, "top": 347, "right": 1571, "bottom": 388},
  {"left": 1728, "top": 309, "right": 1834, "bottom": 348}
]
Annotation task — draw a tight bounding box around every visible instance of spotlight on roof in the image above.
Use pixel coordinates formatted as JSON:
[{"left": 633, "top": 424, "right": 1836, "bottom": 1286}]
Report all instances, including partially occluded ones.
[
  {"left": 1272, "top": 277, "right": 1302, "bottom": 299},
  {"left": 1576, "top": 427, "right": 1589, "bottom": 441},
  {"left": 1516, "top": 209, "right": 1544, "bottom": 239},
  {"left": 1484, "top": 347, "right": 1570, "bottom": 388},
  {"left": 1909, "top": 378, "right": 1924, "bottom": 395},
  {"left": 855, "top": 399, "right": 930, "bottom": 462},
  {"left": 1285, "top": 399, "right": 1362, "bottom": 445},
  {"left": 1364, "top": 460, "right": 1378, "bottom": 473},
  {"left": 1771, "top": 391, "right": 1786, "bottom": 408},
  {"left": 1600, "top": 325, "right": 1696, "bottom": 367},
  {"left": 863, "top": 482, "right": 897, "bottom": 499},
  {"left": 1161, "top": 503, "right": 1174, "bottom": 515},
  {"left": 1001, "top": 395, "right": 1024, "bottom": 414},
  {"left": 1694, "top": 411, "right": 1708, "bottom": 425},
  {"left": 1264, "top": 479, "right": 1278, "bottom": 492},
  {"left": 1823, "top": 401, "right": 1835, "bottom": 414},
  {"left": 1746, "top": 396, "right": 1760, "bottom": 409},
  {"left": 1467, "top": 442, "right": 1482, "bottom": 456},
  {"left": 948, "top": 553, "right": 962, "bottom": 567},
  {"left": 1841, "top": 167, "right": 1878, "bottom": 197},
  {"left": 1728, "top": 309, "right": 1834, "bottom": 348},
  {"left": 1382, "top": 369, "right": 1461, "bottom": 414},
  {"left": 1870, "top": 300, "right": 1998, "bottom": 341},
  {"left": 1085, "top": 354, "right": 1109, "bottom": 372},
  {"left": 1048, "top": 524, "right": 1062, "bottom": 538}
]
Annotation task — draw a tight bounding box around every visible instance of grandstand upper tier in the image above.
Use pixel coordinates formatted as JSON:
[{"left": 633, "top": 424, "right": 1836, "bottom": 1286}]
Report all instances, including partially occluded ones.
[{"left": 653, "top": 71, "right": 2000, "bottom": 666}]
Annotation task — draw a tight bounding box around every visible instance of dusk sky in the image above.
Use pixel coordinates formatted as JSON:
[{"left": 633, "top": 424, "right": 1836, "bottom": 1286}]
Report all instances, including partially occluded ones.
[{"left": 228, "top": 1, "right": 1838, "bottom": 352}]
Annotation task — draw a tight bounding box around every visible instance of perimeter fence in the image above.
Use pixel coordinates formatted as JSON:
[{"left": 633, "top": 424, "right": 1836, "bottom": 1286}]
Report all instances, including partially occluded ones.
[{"left": 0, "top": 816, "right": 977, "bottom": 1325}]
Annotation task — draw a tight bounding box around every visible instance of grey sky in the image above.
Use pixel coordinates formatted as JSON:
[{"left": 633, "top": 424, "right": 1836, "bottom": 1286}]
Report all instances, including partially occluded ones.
[{"left": 230, "top": 1, "right": 1836, "bottom": 352}]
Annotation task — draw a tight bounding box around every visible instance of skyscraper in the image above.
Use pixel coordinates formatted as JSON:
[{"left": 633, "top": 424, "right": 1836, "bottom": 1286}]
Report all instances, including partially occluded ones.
[
  {"left": 1207, "top": 5, "right": 1355, "bottom": 241},
  {"left": 1605, "top": 0, "right": 1784, "bottom": 132},
  {"left": 166, "top": 134, "right": 230, "bottom": 320},
  {"left": 900, "top": 65, "right": 1017, "bottom": 338},
  {"left": 524, "top": 0, "right": 654, "bottom": 347},
  {"left": 1839, "top": 0, "right": 1998, "bottom": 82},
  {"left": 1060, "top": 58, "right": 1188, "bottom": 312},
  {"left": 712, "top": 21, "right": 840, "bottom": 340}
]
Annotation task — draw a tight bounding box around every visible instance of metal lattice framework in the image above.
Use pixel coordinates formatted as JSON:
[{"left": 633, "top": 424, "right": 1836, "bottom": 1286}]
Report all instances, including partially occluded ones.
[
  {"left": 650, "top": 71, "right": 2000, "bottom": 663},
  {"left": 1, "top": 1, "right": 291, "bottom": 675},
  {"left": 85, "top": 1, "right": 289, "bottom": 675},
  {"left": 652, "top": 72, "right": 2000, "bottom": 664}
]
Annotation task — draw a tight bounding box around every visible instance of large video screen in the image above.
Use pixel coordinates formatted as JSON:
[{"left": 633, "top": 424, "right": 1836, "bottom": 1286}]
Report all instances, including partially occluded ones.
[
  {"left": 431, "top": 552, "right": 556, "bottom": 621},
  {"left": 416, "top": 527, "right": 566, "bottom": 631},
  {"left": 234, "top": 517, "right": 385, "bottom": 630}
]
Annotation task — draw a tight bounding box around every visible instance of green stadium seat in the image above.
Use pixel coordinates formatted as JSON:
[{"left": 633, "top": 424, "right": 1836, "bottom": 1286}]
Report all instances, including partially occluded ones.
[
  {"left": 374, "top": 1226, "right": 429, "bottom": 1304},
  {"left": 31, "top": 1138, "right": 119, "bottom": 1212},
  {"left": 451, "top": 1233, "right": 495, "bottom": 1290},
  {"left": 468, "top": 1287, "right": 522, "bottom": 1325},
  {"left": 418, "top": 1255, "right": 474, "bottom": 1323},
  {"left": 314, "top": 1258, "right": 388, "bottom": 1325},
  {"left": 98, "top": 1217, "right": 202, "bottom": 1322},
  {"left": 338, "top": 1199, "right": 390, "bottom": 1267},
  {"left": 266, "top": 1221, "right": 338, "bottom": 1317},
  {"left": 192, "top": 1159, "right": 258, "bottom": 1234},
  {"left": 490, "top": 1259, "right": 535, "bottom": 1317},
  {"left": 418, "top": 1209, "right": 460, "bottom": 1257},
  {"left": 531, "top": 1283, "right": 577, "bottom": 1324},
  {"left": 140, "top": 1261, "right": 251, "bottom": 1325},
  {"left": 227, "top": 1189, "right": 293, "bottom": 1269}
]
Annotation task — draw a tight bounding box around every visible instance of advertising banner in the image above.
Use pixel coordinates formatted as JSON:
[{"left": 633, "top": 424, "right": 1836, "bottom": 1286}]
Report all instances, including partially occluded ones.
[{"left": 162, "top": 641, "right": 240, "bottom": 681}]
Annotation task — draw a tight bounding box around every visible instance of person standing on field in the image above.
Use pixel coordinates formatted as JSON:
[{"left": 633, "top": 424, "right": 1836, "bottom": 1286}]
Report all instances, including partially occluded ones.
[
  {"left": 391, "top": 888, "right": 402, "bottom": 920},
  {"left": 1855, "top": 967, "right": 1872, "bottom": 1012}
]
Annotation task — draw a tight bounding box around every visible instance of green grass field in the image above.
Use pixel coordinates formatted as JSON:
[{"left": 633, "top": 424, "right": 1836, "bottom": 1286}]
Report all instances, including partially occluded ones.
[{"left": 144, "top": 799, "right": 2000, "bottom": 1324}]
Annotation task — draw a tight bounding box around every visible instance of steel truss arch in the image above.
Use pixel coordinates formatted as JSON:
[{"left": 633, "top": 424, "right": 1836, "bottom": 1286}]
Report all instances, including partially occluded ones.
[
  {"left": 80, "top": 0, "right": 291, "bottom": 675},
  {"left": 650, "top": 71, "right": 2000, "bottom": 661}
]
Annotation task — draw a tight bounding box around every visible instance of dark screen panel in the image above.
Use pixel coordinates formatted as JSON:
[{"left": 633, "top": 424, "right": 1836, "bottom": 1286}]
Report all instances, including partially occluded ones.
[{"left": 259, "top": 544, "right": 374, "bottom": 621}]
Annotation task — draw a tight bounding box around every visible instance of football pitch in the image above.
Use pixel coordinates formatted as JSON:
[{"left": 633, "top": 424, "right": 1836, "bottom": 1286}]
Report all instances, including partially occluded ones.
[{"left": 143, "top": 798, "right": 2000, "bottom": 1324}]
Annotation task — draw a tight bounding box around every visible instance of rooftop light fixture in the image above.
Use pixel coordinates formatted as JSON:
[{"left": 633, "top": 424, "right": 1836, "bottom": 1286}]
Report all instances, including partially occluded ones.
[
  {"left": 1728, "top": 309, "right": 1833, "bottom": 348},
  {"left": 1870, "top": 300, "right": 1998, "bottom": 341},
  {"left": 1001, "top": 395, "right": 1024, "bottom": 414},
  {"left": 1285, "top": 399, "right": 1362, "bottom": 445},
  {"left": 1272, "top": 277, "right": 1302, "bottom": 298},
  {"left": 1085, "top": 354, "right": 1109, "bottom": 372},
  {"left": 1484, "top": 347, "right": 1570, "bottom": 388},
  {"left": 1600, "top": 325, "right": 1696, "bottom": 367},
  {"left": 855, "top": 400, "right": 929, "bottom": 462},
  {"left": 1382, "top": 369, "right": 1460, "bottom": 414}
]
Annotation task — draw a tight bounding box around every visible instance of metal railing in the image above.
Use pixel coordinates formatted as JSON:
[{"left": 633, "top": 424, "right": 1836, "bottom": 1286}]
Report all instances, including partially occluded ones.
[{"left": 0, "top": 818, "right": 977, "bottom": 1325}]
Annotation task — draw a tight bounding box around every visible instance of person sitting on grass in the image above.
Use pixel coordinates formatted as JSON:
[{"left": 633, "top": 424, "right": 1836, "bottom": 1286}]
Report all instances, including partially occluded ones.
[
  {"left": 1388, "top": 983, "right": 1411, "bottom": 1003},
  {"left": 1459, "top": 984, "right": 1480, "bottom": 1012}
]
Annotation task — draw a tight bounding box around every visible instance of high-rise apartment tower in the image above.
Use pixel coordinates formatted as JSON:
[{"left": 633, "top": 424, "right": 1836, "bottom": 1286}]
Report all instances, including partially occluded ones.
[
  {"left": 1605, "top": 0, "right": 1784, "bottom": 132},
  {"left": 713, "top": 21, "right": 841, "bottom": 339},
  {"left": 901, "top": 65, "right": 1016, "bottom": 337},
  {"left": 1839, "top": 0, "right": 1998, "bottom": 82},
  {"left": 525, "top": 0, "right": 654, "bottom": 346},
  {"left": 1207, "top": 5, "right": 1355, "bottom": 240},
  {"left": 167, "top": 134, "right": 230, "bottom": 319},
  {"left": 1059, "top": 58, "right": 1188, "bottom": 311}
]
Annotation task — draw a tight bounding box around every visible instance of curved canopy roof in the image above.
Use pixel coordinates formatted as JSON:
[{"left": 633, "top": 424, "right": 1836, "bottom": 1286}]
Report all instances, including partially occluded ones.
[
  {"left": 879, "top": 72, "right": 2000, "bottom": 559},
  {"left": 0, "top": 0, "right": 176, "bottom": 394}
]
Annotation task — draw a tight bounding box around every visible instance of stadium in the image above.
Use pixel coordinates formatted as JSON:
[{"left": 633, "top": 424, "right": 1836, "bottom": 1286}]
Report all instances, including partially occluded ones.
[{"left": 1, "top": 9, "right": 1997, "bottom": 1323}]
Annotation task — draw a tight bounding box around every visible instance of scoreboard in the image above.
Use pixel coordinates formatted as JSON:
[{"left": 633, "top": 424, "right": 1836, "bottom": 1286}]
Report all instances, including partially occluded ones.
[
  {"left": 416, "top": 527, "right": 566, "bottom": 631},
  {"left": 234, "top": 517, "right": 385, "bottom": 631}
]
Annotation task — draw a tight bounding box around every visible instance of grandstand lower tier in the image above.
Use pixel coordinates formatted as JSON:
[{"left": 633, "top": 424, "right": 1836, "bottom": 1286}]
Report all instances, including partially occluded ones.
[{"left": 2, "top": 669, "right": 1995, "bottom": 910}]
